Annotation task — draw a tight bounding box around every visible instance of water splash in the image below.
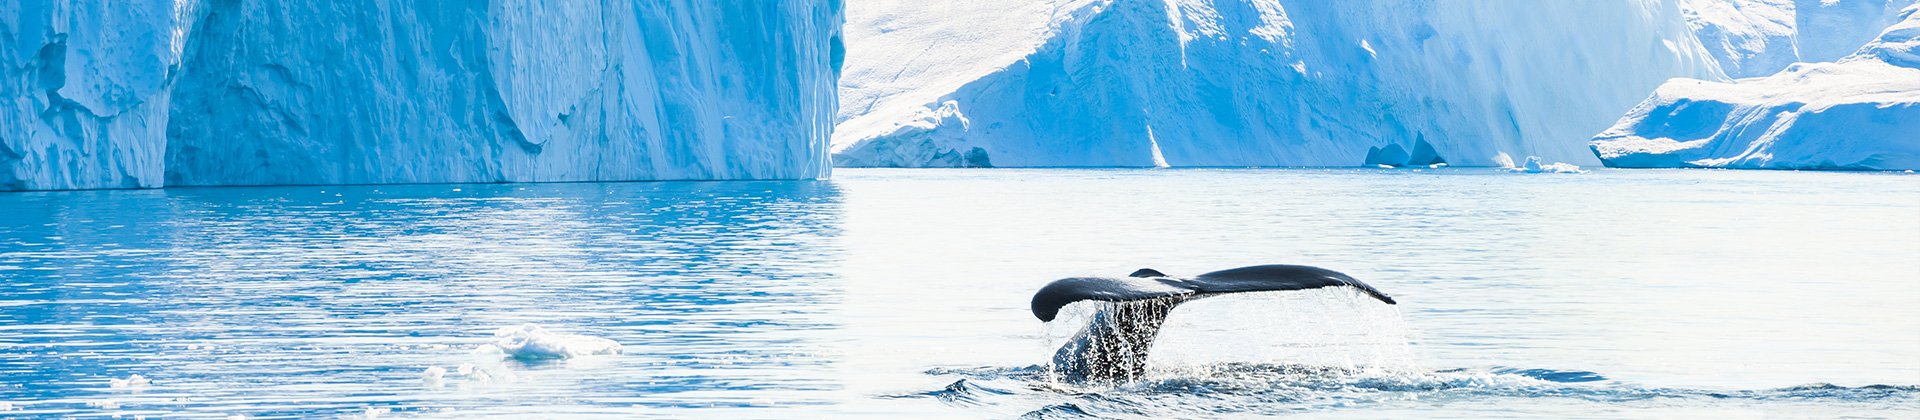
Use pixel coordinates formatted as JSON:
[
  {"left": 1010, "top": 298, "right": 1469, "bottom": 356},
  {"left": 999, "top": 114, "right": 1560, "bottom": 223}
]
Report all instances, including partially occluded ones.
[{"left": 911, "top": 364, "right": 1920, "bottom": 417}]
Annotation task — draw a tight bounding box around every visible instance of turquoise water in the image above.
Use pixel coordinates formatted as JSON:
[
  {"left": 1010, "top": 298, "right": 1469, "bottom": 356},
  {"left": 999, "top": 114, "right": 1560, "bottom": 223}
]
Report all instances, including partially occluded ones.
[{"left": 2, "top": 168, "right": 1916, "bottom": 418}]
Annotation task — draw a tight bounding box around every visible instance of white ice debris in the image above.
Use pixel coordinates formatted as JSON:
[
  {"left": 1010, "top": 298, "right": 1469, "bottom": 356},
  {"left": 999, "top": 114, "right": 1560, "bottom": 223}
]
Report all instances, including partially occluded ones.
[
  {"left": 108, "top": 374, "right": 150, "bottom": 389},
  {"left": 481, "top": 324, "right": 623, "bottom": 360},
  {"left": 421, "top": 366, "right": 447, "bottom": 388},
  {"left": 1509, "top": 156, "right": 1587, "bottom": 174}
]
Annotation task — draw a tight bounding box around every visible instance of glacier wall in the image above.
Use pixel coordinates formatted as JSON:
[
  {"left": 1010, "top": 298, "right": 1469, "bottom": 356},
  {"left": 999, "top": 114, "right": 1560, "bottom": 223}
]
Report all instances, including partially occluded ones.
[
  {"left": 1591, "top": 4, "right": 1920, "bottom": 170},
  {"left": 1, "top": 0, "right": 844, "bottom": 191},
  {"left": 2, "top": 0, "right": 194, "bottom": 190},
  {"left": 833, "top": 0, "right": 1725, "bottom": 168}
]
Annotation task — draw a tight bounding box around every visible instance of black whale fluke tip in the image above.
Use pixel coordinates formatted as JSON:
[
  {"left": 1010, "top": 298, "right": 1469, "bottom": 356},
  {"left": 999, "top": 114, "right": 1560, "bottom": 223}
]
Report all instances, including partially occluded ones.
[
  {"left": 1371, "top": 291, "right": 1398, "bottom": 305},
  {"left": 1127, "top": 268, "right": 1167, "bottom": 278}
]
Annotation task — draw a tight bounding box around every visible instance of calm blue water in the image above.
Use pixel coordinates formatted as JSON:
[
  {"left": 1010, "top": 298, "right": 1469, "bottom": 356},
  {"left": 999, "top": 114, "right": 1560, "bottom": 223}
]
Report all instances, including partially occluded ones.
[{"left": 2, "top": 168, "right": 1916, "bottom": 418}]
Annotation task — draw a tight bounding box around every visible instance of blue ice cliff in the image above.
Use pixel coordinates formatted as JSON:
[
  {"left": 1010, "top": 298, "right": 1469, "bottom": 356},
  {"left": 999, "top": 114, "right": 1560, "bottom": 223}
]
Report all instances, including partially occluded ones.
[
  {"left": 833, "top": 0, "right": 1915, "bottom": 169},
  {"left": 1592, "top": 3, "right": 1920, "bottom": 170},
  {"left": 2, "top": 1, "right": 844, "bottom": 191}
]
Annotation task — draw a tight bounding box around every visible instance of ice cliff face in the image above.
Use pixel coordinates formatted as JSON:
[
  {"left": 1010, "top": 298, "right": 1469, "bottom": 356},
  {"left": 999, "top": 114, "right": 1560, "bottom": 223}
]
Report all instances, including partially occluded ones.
[
  {"left": 2, "top": 1, "right": 844, "bottom": 191},
  {"left": 1591, "top": 4, "right": 1920, "bottom": 170},
  {"left": 1681, "top": 0, "right": 1912, "bottom": 78},
  {"left": 2, "top": 1, "right": 194, "bottom": 190},
  {"left": 834, "top": 0, "right": 1724, "bottom": 168}
]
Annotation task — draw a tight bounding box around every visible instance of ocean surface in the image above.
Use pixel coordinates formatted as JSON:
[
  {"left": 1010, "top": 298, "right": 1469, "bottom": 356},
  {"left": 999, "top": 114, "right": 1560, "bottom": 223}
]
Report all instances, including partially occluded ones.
[{"left": 2, "top": 168, "right": 1916, "bottom": 418}]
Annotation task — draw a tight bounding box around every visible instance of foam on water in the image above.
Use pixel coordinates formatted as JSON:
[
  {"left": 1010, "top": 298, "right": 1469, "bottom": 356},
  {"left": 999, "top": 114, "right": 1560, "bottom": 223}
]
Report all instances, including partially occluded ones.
[{"left": 1000, "top": 286, "right": 1918, "bottom": 416}]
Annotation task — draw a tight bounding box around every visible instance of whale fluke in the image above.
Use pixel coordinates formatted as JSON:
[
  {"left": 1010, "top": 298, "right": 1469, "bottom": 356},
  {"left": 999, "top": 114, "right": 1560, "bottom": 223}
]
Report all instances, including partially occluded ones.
[
  {"left": 1032, "top": 265, "right": 1393, "bottom": 322},
  {"left": 1127, "top": 268, "right": 1168, "bottom": 278},
  {"left": 1031, "top": 264, "right": 1396, "bottom": 383}
]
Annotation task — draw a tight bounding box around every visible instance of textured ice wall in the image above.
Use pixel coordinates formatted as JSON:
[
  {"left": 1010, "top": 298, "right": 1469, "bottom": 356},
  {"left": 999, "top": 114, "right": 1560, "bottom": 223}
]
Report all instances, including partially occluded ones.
[
  {"left": 834, "top": 0, "right": 1723, "bottom": 168},
  {"left": 1592, "top": 5, "right": 1920, "bottom": 170},
  {"left": 1, "top": 0, "right": 195, "bottom": 190},
  {"left": 1, "top": 1, "right": 843, "bottom": 191}
]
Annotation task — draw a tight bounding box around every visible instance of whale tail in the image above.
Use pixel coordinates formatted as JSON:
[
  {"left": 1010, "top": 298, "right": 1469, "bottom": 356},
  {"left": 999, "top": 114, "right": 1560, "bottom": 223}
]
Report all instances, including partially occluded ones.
[
  {"left": 1032, "top": 265, "right": 1396, "bottom": 383},
  {"left": 1128, "top": 268, "right": 1168, "bottom": 278},
  {"left": 1031, "top": 265, "right": 1394, "bottom": 322}
]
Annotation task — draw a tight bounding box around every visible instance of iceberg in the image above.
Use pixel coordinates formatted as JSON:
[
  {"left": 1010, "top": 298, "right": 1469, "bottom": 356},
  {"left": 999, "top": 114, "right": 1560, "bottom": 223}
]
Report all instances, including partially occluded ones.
[
  {"left": 1681, "top": 0, "right": 1911, "bottom": 78},
  {"left": 2, "top": 1, "right": 844, "bottom": 191},
  {"left": 833, "top": 0, "right": 1726, "bottom": 168},
  {"left": 481, "top": 324, "right": 623, "bottom": 360},
  {"left": 1591, "top": 4, "right": 1920, "bottom": 170}
]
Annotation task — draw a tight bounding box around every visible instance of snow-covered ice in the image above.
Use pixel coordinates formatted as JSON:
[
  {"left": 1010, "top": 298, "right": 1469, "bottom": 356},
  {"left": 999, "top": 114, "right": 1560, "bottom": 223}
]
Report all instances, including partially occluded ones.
[
  {"left": 833, "top": 0, "right": 1915, "bottom": 170},
  {"left": 1592, "top": 4, "right": 1920, "bottom": 170},
  {"left": 1681, "top": 0, "right": 1912, "bottom": 78},
  {"left": 2, "top": 1, "right": 845, "bottom": 191},
  {"left": 1509, "top": 156, "right": 1587, "bottom": 174},
  {"left": 833, "top": 0, "right": 1725, "bottom": 168},
  {"left": 481, "top": 324, "right": 623, "bottom": 360}
]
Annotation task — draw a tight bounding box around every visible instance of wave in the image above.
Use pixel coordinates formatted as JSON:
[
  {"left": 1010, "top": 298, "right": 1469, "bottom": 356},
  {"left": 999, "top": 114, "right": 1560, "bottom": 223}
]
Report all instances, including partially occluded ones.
[{"left": 894, "top": 364, "right": 1919, "bottom": 418}]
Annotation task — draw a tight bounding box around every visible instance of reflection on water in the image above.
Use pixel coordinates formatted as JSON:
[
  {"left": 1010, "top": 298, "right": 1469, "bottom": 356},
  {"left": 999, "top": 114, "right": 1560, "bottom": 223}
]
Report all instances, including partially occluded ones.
[
  {"left": 1, "top": 181, "right": 845, "bottom": 417},
  {"left": 2, "top": 168, "right": 1918, "bottom": 418}
]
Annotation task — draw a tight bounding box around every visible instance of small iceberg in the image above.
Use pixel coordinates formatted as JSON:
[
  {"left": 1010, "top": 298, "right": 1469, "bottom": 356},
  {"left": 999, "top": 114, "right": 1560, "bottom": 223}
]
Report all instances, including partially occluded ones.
[
  {"left": 421, "top": 366, "right": 446, "bottom": 387},
  {"left": 480, "top": 324, "right": 622, "bottom": 360},
  {"left": 109, "top": 374, "right": 151, "bottom": 389},
  {"left": 1508, "top": 156, "right": 1586, "bottom": 174}
]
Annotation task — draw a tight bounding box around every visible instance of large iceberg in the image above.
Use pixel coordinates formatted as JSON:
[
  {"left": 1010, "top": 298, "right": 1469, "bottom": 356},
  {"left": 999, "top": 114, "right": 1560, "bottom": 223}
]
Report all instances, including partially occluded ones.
[
  {"left": 2, "top": 0, "right": 844, "bottom": 191},
  {"left": 832, "top": 0, "right": 1727, "bottom": 168},
  {"left": 1591, "top": 4, "right": 1920, "bottom": 170},
  {"left": 833, "top": 0, "right": 1917, "bottom": 169}
]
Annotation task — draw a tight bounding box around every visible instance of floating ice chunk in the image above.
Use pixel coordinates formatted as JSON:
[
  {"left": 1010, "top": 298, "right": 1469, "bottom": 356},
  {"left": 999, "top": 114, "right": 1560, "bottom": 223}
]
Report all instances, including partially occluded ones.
[
  {"left": 0, "top": 401, "right": 13, "bottom": 411},
  {"left": 88, "top": 400, "right": 120, "bottom": 409},
  {"left": 422, "top": 366, "right": 446, "bottom": 388},
  {"left": 1509, "top": 156, "right": 1586, "bottom": 174},
  {"left": 362, "top": 406, "right": 389, "bottom": 419},
  {"left": 482, "top": 324, "right": 622, "bottom": 360},
  {"left": 109, "top": 374, "right": 151, "bottom": 389}
]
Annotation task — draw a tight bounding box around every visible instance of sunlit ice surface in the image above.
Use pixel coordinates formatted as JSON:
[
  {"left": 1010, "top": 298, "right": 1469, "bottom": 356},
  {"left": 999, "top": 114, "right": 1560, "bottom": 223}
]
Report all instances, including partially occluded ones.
[{"left": 1, "top": 168, "right": 1916, "bottom": 418}]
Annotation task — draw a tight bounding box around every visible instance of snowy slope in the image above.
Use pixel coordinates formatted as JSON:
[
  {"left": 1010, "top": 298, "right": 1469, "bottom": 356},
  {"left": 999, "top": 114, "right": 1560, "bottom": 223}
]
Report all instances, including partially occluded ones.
[
  {"left": 833, "top": 0, "right": 1725, "bottom": 168},
  {"left": 1, "top": 1, "right": 843, "bottom": 191},
  {"left": 838, "top": 0, "right": 1087, "bottom": 126},
  {"left": 1681, "top": 0, "right": 1911, "bottom": 78},
  {"left": 832, "top": 0, "right": 1918, "bottom": 169},
  {"left": 1591, "top": 5, "right": 1920, "bottom": 170}
]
